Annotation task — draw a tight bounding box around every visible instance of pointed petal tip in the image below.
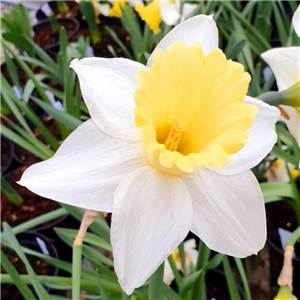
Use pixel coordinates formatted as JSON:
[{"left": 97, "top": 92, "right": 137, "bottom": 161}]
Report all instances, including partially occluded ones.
[{"left": 69, "top": 58, "right": 79, "bottom": 69}]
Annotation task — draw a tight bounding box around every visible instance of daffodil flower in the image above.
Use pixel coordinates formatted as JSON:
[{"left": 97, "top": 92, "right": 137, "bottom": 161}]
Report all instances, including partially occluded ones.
[
  {"left": 266, "top": 158, "right": 299, "bottom": 183},
  {"left": 75, "top": 0, "right": 110, "bottom": 18},
  {"left": 261, "top": 5, "right": 300, "bottom": 145},
  {"left": 109, "top": 0, "right": 144, "bottom": 18},
  {"left": 274, "top": 286, "right": 297, "bottom": 300},
  {"left": 136, "top": 0, "right": 197, "bottom": 34},
  {"left": 19, "top": 15, "right": 280, "bottom": 294},
  {"left": 164, "top": 239, "right": 198, "bottom": 285}
]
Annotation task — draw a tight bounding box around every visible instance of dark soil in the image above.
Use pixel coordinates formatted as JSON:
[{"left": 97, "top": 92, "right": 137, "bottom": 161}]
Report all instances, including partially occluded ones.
[
  {"left": 206, "top": 269, "right": 232, "bottom": 300},
  {"left": 1, "top": 167, "right": 60, "bottom": 229},
  {"left": 51, "top": 1, "right": 80, "bottom": 19},
  {"left": 1, "top": 137, "right": 13, "bottom": 174},
  {"left": 14, "top": 115, "right": 61, "bottom": 165},
  {"left": 70, "top": 16, "right": 131, "bottom": 58},
  {"left": 2, "top": 62, "right": 33, "bottom": 88},
  {"left": 34, "top": 19, "right": 78, "bottom": 49}
]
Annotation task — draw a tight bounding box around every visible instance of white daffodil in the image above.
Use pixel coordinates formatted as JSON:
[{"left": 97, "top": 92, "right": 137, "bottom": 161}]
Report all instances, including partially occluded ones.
[
  {"left": 75, "top": 0, "right": 110, "bottom": 18},
  {"left": 109, "top": 0, "right": 144, "bottom": 18},
  {"left": 135, "top": 0, "right": 198, "bottom": 34},
  {"left": 265, "top": 158, "right": 299, "bottom": 183},
  {"left": 164, "top": 239, "right": 198, "bottom": 285},
  {"left": 19, "top": 15, "right": 280, "bottom": 294},
  {"left": 261, "top": 5, "right": 300, "bottom": 145}
]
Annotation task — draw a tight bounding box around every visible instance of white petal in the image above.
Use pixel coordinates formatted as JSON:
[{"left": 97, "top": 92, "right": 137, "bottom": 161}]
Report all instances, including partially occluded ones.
[
  {"left": 94, "top": 3, "right": 110, "bottom": 17},
  {"left": 280, "top": 105, "right": 300, "bottom": 145},
  {"left": 181, "top": 3, "right": 198, "bottom": 21},
  {"left": 70, "top": 58, "right": 146, "bottom": 141},
  {"left": 18, "top": 119, "right": 147, "bottom": 212},
  {"left": 293, "top": 5, "right": 300, "bottom": 37},
  {"left": 127, "top": 0, "right": 144, "bottom": 7},
  {"left": 163, "top": 260, "right": 175, "bottom": 285},
  {"left": 183, "top": 168, "right": 266, "bottom": 258},
  {"left": 147, "top": 14, "right": 218, "bottom": 66},
  {"left": 160, "top": 1, "right": 180, "bottom": 26},
  {"left": 261, "top": 47, "right": 300, "bottom": 91},
  {"left": 111, "top": 166, "right": 193, "bottom": 294},
  {"left": 212, "top": 96, "right": 280, "bottom": 176}
]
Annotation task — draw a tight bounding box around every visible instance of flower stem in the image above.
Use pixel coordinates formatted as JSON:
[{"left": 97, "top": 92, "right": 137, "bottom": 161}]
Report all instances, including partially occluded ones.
[
  {"left": 72, "top": 243, "right": 82, "bottom": 300},
  {"left": 149, "top": 262, "right": 165, "bottom": 300},
  {"left": 287, "top": 226, "right": 300, "bottom": 247},
  {"left": 192, "top": 241, "right": 211, "bottom": 300}
]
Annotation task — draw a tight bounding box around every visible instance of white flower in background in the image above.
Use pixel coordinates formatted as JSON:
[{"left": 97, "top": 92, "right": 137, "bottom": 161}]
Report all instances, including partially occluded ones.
[
  {"left": 136, "top": 0, "right": 198, "bottom": 34},
  {"left": 265, "top": 158, "right": 299, "bottom": 183},
  {"left": 164, "top": 239, "right": 198, "bottom": 285},
  {"left": 261, "top": 5, "right": 300, "bottom": 145},
  {"left": 19, "top": 15, "right": 280, "bottom": 294},
  {"left": 75, "top": 0, "right": 110, "bottom": 17},
  {"left": 109, "top": 0, "right": 144, "bottom": 18}
]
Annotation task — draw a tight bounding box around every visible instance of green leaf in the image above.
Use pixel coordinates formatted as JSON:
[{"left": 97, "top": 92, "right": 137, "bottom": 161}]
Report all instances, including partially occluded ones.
[
  {"left": 1, "top": 125, "right": 51, "bottom": 160},
  {"left": 61, "top": 204, "right": 110, "bottom": 242},
  {"left": 271, "top": 145, "right": 299, "bottom": 166},
  {"left": 1, "top": 75, "right": 32, "bottom": 134},
  {"left": 105, "top": 26, "right": 134, "bottom": 60},
  {"left": 223, "top": 255, "right": 241, "bottom": 300},
  {"left": 260, "top": 182, "right": 296, "bottom": 203},
  {"left": 234, "top": 258, "right": 252, "bottom": 300},
  {"left": 1, "top": 174, "right": 23, "bottom": 205},
  {"left": 31, "top": 96, "right": 82, "bottom": 130},
  {"left": 53, "top": 227, "right": 112, "bottom": 251},
  {"left": 2, "top": 223, "right": 51, "bottom": 299},
  {"left": 1, "top": 250, "right": 35, "bottom": 300},
  {"left": 226, "top": 39, "right": 245, "bottom": 60}
]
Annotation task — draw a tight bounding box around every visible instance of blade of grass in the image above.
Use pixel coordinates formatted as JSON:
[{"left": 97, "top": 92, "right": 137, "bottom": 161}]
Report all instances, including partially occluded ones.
[
  {"left": 3, "top": 223, "right": 51, "bottom": 299},
  {"left": 1, "top": 250, "right": 35, "bottom": 300},
  {"left": 72, "top": 243, "right": 82, "bottom": 300},
  {"left": 223, "top": 255, "right": 241, "bottom": 300},
  {"left": 1, "top": 125, "right": 51, "bottom": 160},
  {"left": 31, "top": 96, "right": 82, "bottom": 130},
  {"left": 234, "top": 258, "right": 252, "bottom": 300},
  {"left": 1, "top": 174, "right": 23, "bottom": 205}
]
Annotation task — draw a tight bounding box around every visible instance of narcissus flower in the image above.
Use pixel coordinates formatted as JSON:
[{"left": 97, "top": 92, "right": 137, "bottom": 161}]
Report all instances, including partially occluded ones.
[
  {"left": 135, "top": 0, "right": 197, "bottom": 34},
  {"left": 274, "top": 286, "right": 296, "bottom": 300},
  {"left": 19, "top": 16, "right": 279, "bottom": 294},
  {"left": 261, "top": 5, "right": 300, "bottom": 145},
  {"left": 265, "top": 158, "right": 299, "bottom": 183},
  {"left": 109, "top": 0, "right": 144, "bottom": 18},
  {"left": 164, "top": 239, "right": 198, "bottom": 285}
]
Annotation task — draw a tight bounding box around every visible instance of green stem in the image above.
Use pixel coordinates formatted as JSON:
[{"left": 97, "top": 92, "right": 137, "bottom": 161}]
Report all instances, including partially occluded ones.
[
  {"left": 149, "top": 262, "right": 165, "bottom": 300},
  {"left": 12, "top": 207, "right": 67, "bottom": 235},
  {"left": 191, "top": 241, "right": 211, "bottom": 300},
  {"left": 167, "top": 255, "right": 181, "bottom": 287},
  {"left": 178, "top": 242, "right": 186, "bottom": 276},
  {"left": 286, "top": 226, "right": 300, "bottom": 247},
  {"left": 72, "top": 244, "right": 82, "bottom": 300}
]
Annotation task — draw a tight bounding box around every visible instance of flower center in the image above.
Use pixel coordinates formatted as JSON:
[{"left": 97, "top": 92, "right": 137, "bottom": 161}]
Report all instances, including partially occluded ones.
[
  {"left": 134, "top": 41, "right": 258, "bottom": 175},
  {"left": 164, "top": 122, "right": 186, "bottom": 151}
]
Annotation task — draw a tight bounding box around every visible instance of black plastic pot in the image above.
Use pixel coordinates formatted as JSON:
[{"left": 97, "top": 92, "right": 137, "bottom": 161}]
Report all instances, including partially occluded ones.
[
  {"left": 33, "top": 17, "right": 80, "bottom": 53},
  {"left": 1, "top": 231, "right": 59, "bottom": 299},
  {"left": 1, "top": 136, "right": 14, "bottom": 175},
  {"left": 36, "top": 1, "right": 81, "bottom": 22}
]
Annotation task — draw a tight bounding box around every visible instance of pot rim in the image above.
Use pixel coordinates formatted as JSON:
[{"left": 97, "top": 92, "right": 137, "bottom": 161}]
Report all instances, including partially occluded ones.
[{"left": 33, "top": 17, "right": 80, "bottom": 50}]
